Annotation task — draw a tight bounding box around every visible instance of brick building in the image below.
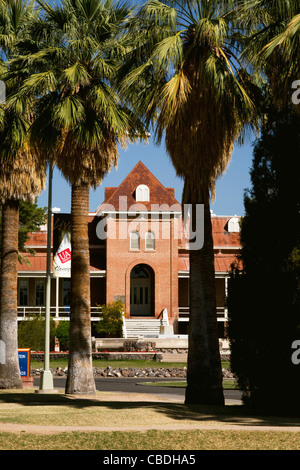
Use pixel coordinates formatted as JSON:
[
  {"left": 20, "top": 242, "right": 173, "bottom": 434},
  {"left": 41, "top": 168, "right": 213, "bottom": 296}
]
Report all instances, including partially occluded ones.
[{"left": 17, "top": 161, "right": 241, "bottom": 338}]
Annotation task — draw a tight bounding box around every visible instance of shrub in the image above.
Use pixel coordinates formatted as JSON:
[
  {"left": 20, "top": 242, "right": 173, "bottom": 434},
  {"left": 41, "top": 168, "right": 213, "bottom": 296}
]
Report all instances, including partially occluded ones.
[
  {"left": 55, "top": 321, "right": 69, "bottom": 351},
  {"left": 95, "top": 301, "right": 125, "bottom": 338},
  {"left": 18, "top": 315, "right": 56, "bottom": 351}
]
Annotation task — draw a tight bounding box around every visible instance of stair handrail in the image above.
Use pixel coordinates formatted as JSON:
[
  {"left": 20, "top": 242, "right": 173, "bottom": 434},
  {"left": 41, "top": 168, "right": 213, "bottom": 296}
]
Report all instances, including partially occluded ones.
[
  {"left": 122, "top": 311, "right": 127, "bottom": 338},
  {"left": 158, "top": 308, "right": 169, "bottom": 326}
]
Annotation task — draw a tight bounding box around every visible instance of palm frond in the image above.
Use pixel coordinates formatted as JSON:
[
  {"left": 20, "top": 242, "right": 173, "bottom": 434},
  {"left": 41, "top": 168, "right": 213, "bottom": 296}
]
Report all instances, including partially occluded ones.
[
  {"left": 63, "top": 61, "right": 91, "bottom": 89},
  {"left": 122, "top": 0, "right": 262, "bottom": 201},
  {"left": 53, "top": 94, "right": 85, "bottom": 127},
  {"left": 261, "top": 13, "right": 300, "bottom": 57},
  {"left": 10, "top": 0, "right": 144, "bottom": 189},
  {"left": 22, "top": 70, "right": 57, "bottom": 94},
  {"left": 153, "top": 30, "right": 183, "bottom": 68},
  {"left": 157, "top": 67, "right": 190, "bottom": 128}
]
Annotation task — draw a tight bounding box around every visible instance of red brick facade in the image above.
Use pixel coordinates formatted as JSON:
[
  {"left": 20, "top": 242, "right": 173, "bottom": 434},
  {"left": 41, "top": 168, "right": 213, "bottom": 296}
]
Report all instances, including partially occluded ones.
[
  {"left": 17, "top": 161, "right": 241, "bottom": 337},
  {"left": 98, "top": 162, "right": 181, "bottom": 323}
]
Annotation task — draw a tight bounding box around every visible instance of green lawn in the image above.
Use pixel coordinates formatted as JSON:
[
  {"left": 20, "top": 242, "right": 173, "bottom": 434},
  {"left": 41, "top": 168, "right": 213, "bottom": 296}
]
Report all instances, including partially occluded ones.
[
  {"left": 31, "top": 358, "right": 231, "bottom": 370},
  {"left": 1, "top": 428, "right": 300, "bottom": 450},
  {"left": 0, "top": 389, "right": 299, "bottom": 450}
]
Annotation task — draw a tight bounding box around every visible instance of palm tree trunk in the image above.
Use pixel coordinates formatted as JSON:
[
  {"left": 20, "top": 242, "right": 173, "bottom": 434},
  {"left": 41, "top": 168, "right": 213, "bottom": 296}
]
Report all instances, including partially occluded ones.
[
  {"left": 185, "top": 198, "right": 224, "bottom": 406},
  {"left": 0, "top": 200, "right": 23, "bottom": 389},
  {"left": 65, "top": 184, "right": 96, "bottom": 394}
]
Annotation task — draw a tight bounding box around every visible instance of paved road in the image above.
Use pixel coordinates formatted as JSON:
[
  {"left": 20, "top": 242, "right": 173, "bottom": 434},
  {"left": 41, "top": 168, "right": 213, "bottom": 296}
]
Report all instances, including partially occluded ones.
[{"left": 34, "top": 376, "right": 242, "bottom": 404}]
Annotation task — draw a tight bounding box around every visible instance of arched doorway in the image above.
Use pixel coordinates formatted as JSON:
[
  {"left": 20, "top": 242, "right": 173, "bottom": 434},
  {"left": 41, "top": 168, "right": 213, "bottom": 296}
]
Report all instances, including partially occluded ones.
[{"left": 130, "top": 264, "right": 154, "bottom": 316}]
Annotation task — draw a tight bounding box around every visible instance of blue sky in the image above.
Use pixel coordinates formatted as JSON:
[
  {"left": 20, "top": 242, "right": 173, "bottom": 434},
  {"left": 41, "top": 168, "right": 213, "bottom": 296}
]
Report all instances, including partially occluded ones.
[{"left": 37, "top": 135, "right": 256, "bottom": 217}]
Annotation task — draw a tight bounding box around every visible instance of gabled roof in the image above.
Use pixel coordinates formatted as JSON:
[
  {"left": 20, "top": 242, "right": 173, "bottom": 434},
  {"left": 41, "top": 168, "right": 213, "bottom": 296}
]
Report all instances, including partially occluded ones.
[{"left": 96, "top": 161, "right": 180, "bottom": 214}]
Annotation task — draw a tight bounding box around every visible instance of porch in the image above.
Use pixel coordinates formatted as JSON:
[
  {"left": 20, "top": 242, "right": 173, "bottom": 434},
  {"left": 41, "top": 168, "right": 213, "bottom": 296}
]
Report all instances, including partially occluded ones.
[
  {"left": 178, "top": 306, "right": 228, "bottom": 322},
  {"left": 17, "top": 272, "right": 106, "bottom": 322},
  {"left": 178, "top": 274, "right": 229, "bottom": 337},
  {"left": 17, "top": 305, "right": 102, "bottom": 322}
]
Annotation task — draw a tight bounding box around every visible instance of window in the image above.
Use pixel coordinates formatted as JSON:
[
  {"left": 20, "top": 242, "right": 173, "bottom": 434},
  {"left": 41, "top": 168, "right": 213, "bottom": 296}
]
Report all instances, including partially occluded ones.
[
  {"left": 63, "top": 279, "right": 71, "bottom": 306},
  {"left": 35, "top": 279, "right": 45, "bottom": 306},
  {"left": 19, "top": 279, "right": 28, "bottom": 306},
  {"left": 135, "top": 184, "right": 150, "bottom": 202},
  {"left": 130, "top": 265, "right": 150, "bottom": 279},
  {"left": 130, "top": 231, "right": 140, "bottom": 250},
  {"left": 145, "top": 231, "right": 155, "bottom": 250}
]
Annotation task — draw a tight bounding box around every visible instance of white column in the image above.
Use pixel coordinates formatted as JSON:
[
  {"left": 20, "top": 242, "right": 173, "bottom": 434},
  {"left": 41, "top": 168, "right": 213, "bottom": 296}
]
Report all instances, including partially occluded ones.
[
  {"left": 55, "top": 276, "right": 59, "bottom": 318},
  {"left": 224, "top": 276, "right": 228, "bottom": 321}
]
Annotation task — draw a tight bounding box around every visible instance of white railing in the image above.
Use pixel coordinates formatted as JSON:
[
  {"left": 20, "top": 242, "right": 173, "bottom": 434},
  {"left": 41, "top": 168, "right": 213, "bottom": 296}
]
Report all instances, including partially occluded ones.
[
  {"left": 178, "top": 307, "right": 189, "bottom": 320},
  {"left": 178, "top": 306, "right": 228, "bottom": 322},
  {"left": 17, "top": 306, "right": 102, "bottom": 320}
]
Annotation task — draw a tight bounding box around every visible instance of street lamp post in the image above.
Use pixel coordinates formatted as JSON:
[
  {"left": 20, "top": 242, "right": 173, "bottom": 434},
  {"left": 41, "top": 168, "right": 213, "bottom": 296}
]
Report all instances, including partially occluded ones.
[{"left": 38, "top": 163, "right": 55, "bottom": 392}]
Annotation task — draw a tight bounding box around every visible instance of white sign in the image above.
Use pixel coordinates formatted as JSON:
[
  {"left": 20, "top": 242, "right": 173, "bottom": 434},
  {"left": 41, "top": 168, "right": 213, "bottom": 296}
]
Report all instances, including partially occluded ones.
[{"left": 53, "top": 232, "right": 71, "bottom": 278}]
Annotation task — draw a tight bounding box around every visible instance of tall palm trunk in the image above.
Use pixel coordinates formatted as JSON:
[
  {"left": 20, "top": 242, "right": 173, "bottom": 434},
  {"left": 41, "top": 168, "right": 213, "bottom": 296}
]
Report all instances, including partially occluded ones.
[
  {"left": 65, "top": 184, "right": 96, "bottom": 394},
  {"left": 185, "top": 197, "right": 224, "bottom": 405},
  {"left": 0, "top": 200, "right": 23, "bottom": 389}
]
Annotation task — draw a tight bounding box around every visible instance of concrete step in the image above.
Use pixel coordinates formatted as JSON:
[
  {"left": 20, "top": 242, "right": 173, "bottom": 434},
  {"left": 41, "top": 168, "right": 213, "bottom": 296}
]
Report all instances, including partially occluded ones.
[{"left": 125, "top": 319, "right": 161, "bottom": 338}]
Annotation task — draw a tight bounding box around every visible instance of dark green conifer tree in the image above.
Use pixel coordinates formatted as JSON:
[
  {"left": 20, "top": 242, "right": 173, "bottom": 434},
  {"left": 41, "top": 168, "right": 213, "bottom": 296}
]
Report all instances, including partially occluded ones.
[{"left": 227, "top": 105, "right": 300, "bottom": 414}]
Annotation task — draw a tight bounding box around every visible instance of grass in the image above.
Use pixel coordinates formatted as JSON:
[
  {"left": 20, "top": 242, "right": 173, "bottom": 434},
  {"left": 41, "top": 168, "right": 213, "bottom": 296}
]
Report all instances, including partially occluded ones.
[
  {"left": 1, "top": 428, "right": 300, "bottom": 450},
  {"left": 3, "top": 357, "right": 297, "bottom": 450},
  {"left": 0, "top": 389, "right": 299, "bottom": 450},
  {"left": 31, "top": 358, "right": 231, "bottom": 370}
]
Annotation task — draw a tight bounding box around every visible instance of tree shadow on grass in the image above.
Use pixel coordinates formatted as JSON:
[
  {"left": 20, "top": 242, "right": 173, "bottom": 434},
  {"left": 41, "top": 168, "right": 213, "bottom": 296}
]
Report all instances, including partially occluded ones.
[{"left": 0, "top": 390, "right": 300, "bottom": 429}]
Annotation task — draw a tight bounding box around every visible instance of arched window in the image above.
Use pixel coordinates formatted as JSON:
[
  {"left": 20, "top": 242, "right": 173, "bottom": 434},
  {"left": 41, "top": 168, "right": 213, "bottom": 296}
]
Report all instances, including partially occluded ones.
[
  {"left": 130, "top": 231, "right": 140, "bottom": 250},
  {"left": 145, "top": 231, "right": 155, "bottom": 250},
  {"left": 136, "top": 184, "right": 150, "bottom": 202},
  {"left": 130, "top": 265, "right": 150, "bottom": 279}
]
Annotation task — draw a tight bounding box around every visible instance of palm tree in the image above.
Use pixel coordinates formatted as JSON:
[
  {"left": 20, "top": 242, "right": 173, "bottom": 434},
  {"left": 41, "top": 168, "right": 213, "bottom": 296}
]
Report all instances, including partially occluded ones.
[
  {"left": 0, "top": 0, "right": 46, "bottom": 389},
  {"left": 121, "top": 0, "right": 260, "bottom": 405},
  {"left": 0, "top": 145, "right": 45, "bottom": 389},
  {"left": 235, "top": 0, "right": 300, "bottom": 110},
  {"left": 19, "top": 0, "right": 146, "bottom": 394}
]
